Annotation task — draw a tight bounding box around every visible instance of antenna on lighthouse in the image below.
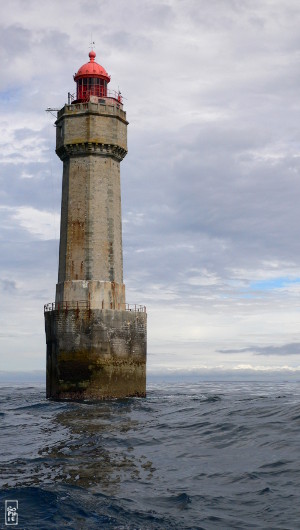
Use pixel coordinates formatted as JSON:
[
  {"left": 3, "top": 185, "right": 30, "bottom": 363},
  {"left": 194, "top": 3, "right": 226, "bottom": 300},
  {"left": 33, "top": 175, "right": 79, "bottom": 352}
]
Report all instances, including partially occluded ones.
[
  {"left": 45, "top": 108, "right": 60, "bottom": 124},
  {"left": 90, "top": 34, "right": 95, "bottom": 50}
]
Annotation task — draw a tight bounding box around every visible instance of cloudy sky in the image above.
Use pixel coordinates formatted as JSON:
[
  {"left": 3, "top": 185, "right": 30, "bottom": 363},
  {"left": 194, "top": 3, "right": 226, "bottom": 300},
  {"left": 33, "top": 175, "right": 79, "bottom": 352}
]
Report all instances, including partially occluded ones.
[{"left": 1, "top": 0, "right": 300, "bottom": 378}]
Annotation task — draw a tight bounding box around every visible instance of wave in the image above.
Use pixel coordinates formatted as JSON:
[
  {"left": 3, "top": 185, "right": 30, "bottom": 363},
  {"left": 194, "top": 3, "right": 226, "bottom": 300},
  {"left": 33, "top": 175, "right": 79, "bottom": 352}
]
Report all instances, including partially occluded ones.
[{"left": 0, "top": 382, "right": 300, "bottom": 529}]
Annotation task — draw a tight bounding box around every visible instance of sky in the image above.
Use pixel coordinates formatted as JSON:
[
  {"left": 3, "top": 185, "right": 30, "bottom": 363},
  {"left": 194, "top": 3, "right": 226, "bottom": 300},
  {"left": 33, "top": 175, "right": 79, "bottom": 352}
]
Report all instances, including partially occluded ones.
[{"left": 1, "top": 0, "right": 300, "bottom": 379}]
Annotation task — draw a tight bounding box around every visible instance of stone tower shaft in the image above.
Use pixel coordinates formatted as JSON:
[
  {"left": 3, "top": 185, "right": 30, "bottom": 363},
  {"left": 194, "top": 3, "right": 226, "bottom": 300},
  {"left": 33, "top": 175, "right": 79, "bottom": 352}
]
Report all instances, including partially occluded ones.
[{"left": 55, "top": 99, "right": 128, "bottom": 309}]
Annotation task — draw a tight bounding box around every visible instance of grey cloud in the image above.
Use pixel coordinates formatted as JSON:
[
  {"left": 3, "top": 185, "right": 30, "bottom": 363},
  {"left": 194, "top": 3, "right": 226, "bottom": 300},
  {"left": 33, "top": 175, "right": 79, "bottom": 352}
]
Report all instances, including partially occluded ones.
[
  {"left": 0, "top": 279, "right": 17, "bottom": 292},
  {"left": 218, "top": 343, "right": 300, "bottom": 356},
  {"left": 0, "top": 239, "right": 58, "bottom": 276},
  {"left": 13, "top": 128, "right": 41, "bottom": 142},
  {"left": 0, "top": 25, "right": 31, "bottom": 58},
  {"left": 148, "top": 368, "right": 300, "bottom": 382},
  {"left": 1, "top": 0, "right": 300, "bottom": 370},
  {"left": 0, "top": 164, "right": 61, "bottom": 211},
  {"left": 0, "top": 119, "right": 61, "bottom": 211},
  {"left": 105, "top": 31, "right": 153, "bottom": 53},
  {"left": 38, "top": 29, "right": 70, "bottom": 52},
  {"left": 123, "top": 119, "right": 300, "bottom": 276}
]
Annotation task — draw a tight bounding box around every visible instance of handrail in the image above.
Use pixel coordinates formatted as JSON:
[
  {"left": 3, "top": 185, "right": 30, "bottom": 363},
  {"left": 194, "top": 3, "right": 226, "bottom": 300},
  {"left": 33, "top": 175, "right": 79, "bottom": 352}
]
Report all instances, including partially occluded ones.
[
  {"left": 69, "top": 88, "right": 123, "bottom": 104},
  {"left": 44, "top": 301, "right": 146, "bottom": 313}
]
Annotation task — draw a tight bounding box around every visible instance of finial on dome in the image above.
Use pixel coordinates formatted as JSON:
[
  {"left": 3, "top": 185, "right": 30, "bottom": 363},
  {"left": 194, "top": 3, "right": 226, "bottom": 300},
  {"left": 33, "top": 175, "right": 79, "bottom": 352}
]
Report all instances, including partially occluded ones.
[{"left": 89, "top": 50, "right": 96, "bottom": 62}]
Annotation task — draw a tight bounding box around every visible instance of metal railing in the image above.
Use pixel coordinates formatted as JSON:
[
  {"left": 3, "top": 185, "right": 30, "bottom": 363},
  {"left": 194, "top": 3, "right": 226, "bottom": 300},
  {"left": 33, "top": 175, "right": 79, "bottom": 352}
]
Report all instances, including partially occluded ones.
[
  {"left": 68, "top": 89, "right": 123, "bottom": 104},
  {"left": 44, "top": 301, "right": 146, "bottom": 313}
]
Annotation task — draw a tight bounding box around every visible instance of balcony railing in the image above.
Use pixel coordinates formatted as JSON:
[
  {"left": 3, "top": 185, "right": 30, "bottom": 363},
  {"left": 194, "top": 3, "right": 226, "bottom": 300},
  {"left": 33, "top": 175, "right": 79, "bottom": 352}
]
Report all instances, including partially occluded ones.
[
  {"left": 68, "top": 89, "right": 123, "bottom": 105},
  {"left": 44, "top": 301, "right": 146, "bottom": 313}
]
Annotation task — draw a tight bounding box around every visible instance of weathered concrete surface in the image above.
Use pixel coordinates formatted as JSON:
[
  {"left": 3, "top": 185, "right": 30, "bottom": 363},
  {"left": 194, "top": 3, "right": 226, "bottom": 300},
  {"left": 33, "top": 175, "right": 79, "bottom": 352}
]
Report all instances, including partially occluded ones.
[
  {"left": 56, "top": 280, "right": 125, "bottom": 309},
  {"left": 57, "top": 147, "right": 124, "bottom": 287},
  {"left": 45, "top": 94, "right": 147, "bottom": 400},
  {"left": 56, "top": 100, "right": 128, "bottom": 155},
  {"left": 56, "top": 99, "right": 127, "bottom": 295},
  {"left": 45, "top": 308, "right": 147, "bottom": 399}
]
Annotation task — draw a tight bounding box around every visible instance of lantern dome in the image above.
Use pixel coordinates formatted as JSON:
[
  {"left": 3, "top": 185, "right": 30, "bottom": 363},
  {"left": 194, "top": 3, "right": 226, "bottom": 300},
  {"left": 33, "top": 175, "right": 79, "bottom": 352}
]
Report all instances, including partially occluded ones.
[
  {"left": 74, "top": 50, "right": 110, "bottom": 83},
  {"left": 73, "top": 50, "right": 110, "bottom": 102}
]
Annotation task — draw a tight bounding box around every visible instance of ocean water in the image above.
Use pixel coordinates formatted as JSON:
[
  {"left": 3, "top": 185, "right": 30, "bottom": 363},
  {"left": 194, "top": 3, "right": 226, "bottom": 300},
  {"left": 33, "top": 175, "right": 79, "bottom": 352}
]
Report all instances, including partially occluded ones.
[{"left": 0, "top": 381, "right": 300, "bottom": 529}]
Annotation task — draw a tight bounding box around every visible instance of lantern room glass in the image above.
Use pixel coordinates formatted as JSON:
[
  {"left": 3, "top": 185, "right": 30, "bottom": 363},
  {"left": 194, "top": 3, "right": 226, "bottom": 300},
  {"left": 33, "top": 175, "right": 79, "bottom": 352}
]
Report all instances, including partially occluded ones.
[{"left": 76, "top": 78, "right": 108, "bottom": 101}]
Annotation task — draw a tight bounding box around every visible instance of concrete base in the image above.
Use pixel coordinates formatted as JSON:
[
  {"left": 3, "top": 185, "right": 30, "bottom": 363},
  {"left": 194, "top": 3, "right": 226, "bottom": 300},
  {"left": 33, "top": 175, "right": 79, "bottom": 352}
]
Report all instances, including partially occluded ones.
[{"left": 45, "top": 308, "right": 147, "bottom": 400}]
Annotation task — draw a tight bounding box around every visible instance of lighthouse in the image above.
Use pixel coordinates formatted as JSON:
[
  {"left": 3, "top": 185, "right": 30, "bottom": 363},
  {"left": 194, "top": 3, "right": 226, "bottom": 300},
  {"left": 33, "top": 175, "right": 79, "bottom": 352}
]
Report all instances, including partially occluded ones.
[{"left": 44, "top": 50, "right": 147, "bottom": 399}]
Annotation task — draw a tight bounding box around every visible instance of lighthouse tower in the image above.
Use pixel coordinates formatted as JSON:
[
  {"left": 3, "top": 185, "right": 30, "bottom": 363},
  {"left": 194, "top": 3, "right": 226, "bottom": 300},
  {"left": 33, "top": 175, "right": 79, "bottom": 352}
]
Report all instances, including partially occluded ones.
[{"left": 44, "top": 50, "right": 147, "bottom": 399}]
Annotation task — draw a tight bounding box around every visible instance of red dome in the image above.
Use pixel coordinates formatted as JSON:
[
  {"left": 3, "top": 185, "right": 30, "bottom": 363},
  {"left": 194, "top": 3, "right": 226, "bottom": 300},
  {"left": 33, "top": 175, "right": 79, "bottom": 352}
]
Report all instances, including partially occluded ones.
[{"left": 74, "top": 51, "right": 110, "bottom": 83}]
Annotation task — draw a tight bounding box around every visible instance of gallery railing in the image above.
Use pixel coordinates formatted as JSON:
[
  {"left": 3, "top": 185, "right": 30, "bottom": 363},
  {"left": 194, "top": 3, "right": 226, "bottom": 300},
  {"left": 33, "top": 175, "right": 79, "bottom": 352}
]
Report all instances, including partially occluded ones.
[{"left": 44, "top": 301, "right": 146, "bottom": 313}]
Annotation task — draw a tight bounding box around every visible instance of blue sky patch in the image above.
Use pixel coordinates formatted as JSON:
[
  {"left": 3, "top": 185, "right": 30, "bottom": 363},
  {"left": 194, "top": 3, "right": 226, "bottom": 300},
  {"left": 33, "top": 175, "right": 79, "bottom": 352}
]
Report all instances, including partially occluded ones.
[{"left": 249, "top": 278, "right": 300, "bottom": 291}]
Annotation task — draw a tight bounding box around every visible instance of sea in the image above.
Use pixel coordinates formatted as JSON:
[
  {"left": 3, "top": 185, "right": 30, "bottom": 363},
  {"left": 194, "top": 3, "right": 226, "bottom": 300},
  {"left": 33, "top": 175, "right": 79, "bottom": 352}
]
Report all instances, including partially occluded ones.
[{"left": 0, "top": 381, "right": 300, "bottom": 529}]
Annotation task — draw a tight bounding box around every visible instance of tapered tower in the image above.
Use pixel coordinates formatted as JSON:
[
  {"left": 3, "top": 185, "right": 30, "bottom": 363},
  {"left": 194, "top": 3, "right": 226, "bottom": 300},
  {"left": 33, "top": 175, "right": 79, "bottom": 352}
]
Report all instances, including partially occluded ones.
[{"left": 44, "top": 50, "right": 147, "bottom": 399}]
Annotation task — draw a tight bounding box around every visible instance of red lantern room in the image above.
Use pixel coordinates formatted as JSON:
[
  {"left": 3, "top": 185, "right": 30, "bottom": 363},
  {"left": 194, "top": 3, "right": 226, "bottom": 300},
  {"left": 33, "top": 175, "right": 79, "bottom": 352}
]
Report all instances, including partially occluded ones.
[{"left": 73, "top": 50, "right": 111, "bottom": 102}]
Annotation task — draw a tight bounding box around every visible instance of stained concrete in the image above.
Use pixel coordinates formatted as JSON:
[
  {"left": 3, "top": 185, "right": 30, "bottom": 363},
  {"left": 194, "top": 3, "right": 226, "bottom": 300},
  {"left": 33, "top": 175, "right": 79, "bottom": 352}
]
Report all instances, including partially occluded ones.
[
  {"left": 45, "top": 308, "right": 146, "bottom": 399},
  {"left": 45, "top": 94, "right": 147, "bottom": 399},
  {"left": 56, "top": 102, "right": 127, "bottom": 293}
]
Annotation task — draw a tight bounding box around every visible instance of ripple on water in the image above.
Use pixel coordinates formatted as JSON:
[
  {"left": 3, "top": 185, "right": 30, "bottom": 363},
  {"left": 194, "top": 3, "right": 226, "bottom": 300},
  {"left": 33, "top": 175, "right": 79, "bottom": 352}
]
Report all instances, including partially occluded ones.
[{"left": 1, "top": 382, "right": 300, "bottom": 529}]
